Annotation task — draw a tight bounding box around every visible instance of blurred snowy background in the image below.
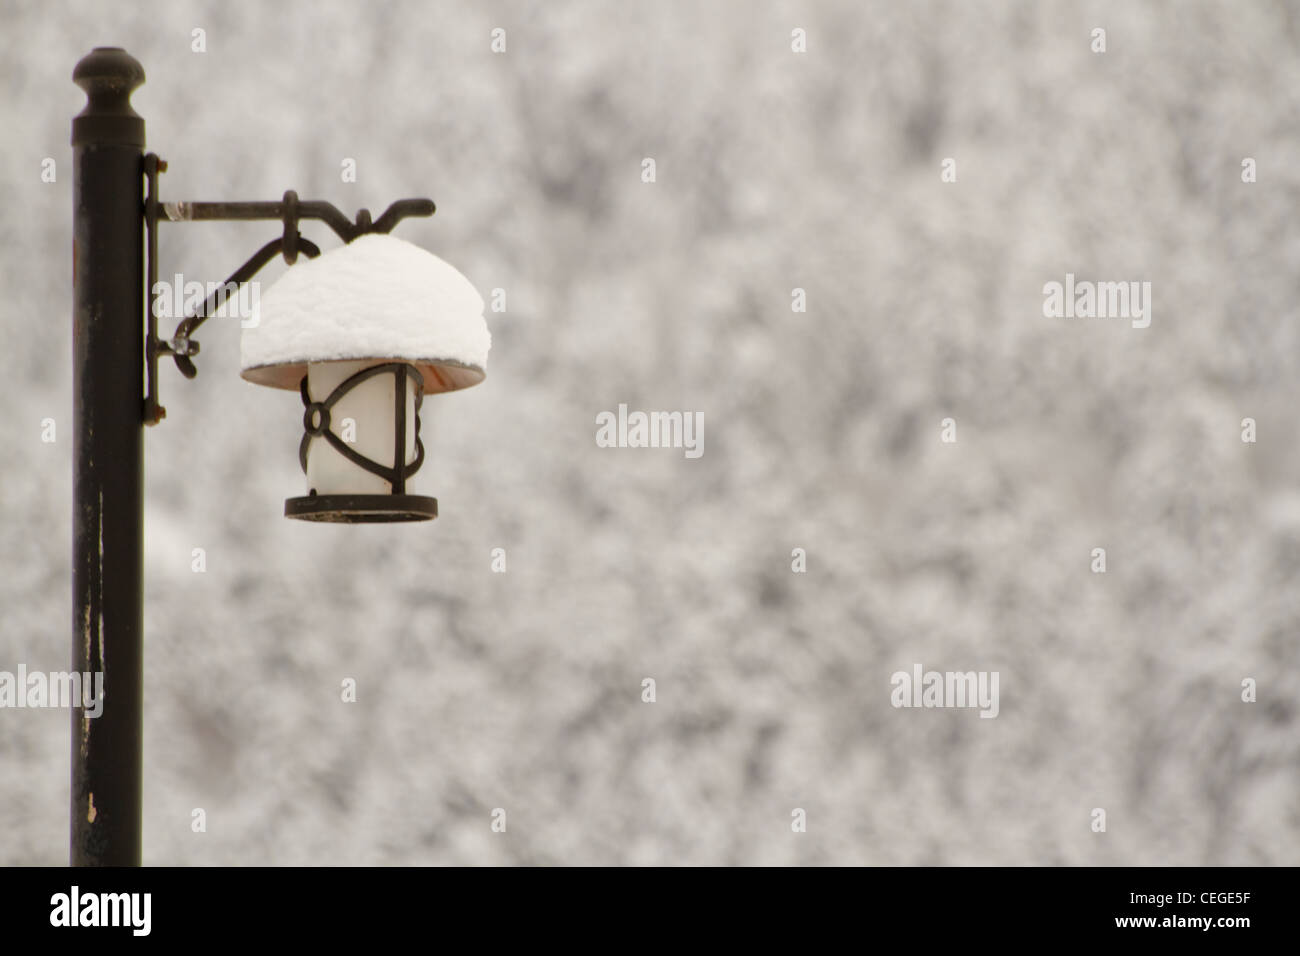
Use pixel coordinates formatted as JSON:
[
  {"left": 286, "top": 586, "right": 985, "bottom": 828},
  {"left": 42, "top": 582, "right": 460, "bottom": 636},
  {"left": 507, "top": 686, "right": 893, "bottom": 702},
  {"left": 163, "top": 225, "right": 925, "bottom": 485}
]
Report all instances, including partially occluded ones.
[{"left": 2, "top": 0, "right": 1299, "bottom": 865}]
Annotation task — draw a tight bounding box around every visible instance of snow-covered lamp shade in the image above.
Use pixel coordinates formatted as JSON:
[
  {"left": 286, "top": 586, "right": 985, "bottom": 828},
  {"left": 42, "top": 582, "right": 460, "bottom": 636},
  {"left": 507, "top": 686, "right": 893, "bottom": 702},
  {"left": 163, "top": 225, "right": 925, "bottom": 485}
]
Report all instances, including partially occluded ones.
[{"left": 240, "top": 234, "right": 490, "bottom": 523}]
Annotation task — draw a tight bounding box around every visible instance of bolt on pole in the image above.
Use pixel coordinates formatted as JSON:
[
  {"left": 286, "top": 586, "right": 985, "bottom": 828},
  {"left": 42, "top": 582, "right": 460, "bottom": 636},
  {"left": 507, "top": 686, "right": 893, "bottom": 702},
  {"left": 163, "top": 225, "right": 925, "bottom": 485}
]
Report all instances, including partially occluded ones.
[{"left": 70, "top": 46, "right": 146, "bottom": 866}]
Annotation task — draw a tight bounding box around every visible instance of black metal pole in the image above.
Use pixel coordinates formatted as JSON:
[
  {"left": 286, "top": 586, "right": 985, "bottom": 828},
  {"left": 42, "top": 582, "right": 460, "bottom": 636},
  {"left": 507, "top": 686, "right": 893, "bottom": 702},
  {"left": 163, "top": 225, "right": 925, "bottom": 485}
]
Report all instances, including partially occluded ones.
[{"left": 70, "top": 47, "right": 146, "bottom": 866}]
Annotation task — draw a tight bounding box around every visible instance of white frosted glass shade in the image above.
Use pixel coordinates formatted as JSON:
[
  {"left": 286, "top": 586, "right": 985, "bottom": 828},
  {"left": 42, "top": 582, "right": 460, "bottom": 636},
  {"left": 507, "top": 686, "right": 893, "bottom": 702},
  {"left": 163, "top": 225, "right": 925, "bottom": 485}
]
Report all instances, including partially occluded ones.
[{"left": 302, "top": 360, "right": 420, "bottom": 496}]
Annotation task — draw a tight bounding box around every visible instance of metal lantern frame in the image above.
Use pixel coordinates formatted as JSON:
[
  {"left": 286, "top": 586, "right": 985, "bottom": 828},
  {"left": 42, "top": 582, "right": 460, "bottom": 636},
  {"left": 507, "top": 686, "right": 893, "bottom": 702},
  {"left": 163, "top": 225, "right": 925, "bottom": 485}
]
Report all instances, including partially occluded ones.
[{"left": 288, "top": 361, "right": 437, "bottom": 523}]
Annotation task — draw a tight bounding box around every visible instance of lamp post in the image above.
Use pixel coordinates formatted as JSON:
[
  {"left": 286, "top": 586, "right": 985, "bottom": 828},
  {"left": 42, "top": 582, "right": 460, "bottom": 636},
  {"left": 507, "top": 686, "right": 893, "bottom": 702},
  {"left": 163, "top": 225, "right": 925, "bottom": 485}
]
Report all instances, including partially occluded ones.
[
  {"left": 71, "top": 45, "right": 146, "bottom": 868},
  {"left": 69, "top": 47, "right": 488, "bottom": 865}
]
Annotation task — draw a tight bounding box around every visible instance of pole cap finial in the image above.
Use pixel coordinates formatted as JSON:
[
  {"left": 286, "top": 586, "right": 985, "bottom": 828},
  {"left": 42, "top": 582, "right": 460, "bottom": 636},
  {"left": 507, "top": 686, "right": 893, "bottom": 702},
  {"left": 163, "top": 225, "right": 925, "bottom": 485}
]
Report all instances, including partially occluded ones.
[{"left": 72, "top": 47, "right": 145, "bottom": 147}]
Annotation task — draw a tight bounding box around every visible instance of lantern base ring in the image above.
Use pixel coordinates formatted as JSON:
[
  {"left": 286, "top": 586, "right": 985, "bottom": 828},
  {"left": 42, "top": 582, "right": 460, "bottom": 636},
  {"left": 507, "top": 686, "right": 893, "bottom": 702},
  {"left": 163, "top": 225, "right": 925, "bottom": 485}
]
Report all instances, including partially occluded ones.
[{"left": 284, "top": 493, "right": 437, "bottom": 523}]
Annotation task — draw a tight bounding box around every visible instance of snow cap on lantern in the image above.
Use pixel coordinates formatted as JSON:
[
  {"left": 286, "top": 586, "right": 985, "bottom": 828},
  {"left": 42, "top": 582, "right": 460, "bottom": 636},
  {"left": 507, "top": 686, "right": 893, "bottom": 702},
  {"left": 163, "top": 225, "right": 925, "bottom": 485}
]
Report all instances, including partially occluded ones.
[
  {"left": 240, "top": 233, "right": 489, "bottom": 523},
  {"left": 240, "top": 232, "right": 490, "bottom": 392}
]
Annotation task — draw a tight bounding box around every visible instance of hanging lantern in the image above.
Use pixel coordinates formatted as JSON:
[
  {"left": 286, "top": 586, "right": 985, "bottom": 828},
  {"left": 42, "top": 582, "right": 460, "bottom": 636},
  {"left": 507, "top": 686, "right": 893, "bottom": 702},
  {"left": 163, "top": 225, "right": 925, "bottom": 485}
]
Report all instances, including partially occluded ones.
[{"left": 240, "top": 233, "right": 490, "bottom": 522}]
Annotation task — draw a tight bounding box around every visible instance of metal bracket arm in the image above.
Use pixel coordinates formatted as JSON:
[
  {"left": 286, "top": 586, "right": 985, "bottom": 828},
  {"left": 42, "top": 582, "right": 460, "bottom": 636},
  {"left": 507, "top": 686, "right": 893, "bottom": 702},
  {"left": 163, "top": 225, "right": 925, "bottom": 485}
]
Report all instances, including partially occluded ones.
[{"left": 141, "top": 151, "right": 436, "bottom": 425}]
